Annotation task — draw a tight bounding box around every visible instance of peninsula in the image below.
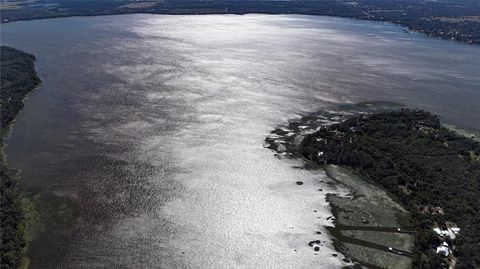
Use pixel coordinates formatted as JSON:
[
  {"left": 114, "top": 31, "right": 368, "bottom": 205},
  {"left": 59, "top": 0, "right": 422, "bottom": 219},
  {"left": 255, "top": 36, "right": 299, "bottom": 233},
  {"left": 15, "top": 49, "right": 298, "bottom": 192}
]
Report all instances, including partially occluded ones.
[{"left": 300, "top": 109, "right": 480, "bottom": 268}]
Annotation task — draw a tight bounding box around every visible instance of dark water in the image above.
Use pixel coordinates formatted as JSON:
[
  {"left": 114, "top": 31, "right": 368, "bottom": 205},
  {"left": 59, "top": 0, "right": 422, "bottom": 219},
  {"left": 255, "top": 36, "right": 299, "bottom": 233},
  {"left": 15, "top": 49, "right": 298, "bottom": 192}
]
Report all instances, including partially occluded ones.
[{"left": 1, "top": 14, "right": 479, "bottom": 268}]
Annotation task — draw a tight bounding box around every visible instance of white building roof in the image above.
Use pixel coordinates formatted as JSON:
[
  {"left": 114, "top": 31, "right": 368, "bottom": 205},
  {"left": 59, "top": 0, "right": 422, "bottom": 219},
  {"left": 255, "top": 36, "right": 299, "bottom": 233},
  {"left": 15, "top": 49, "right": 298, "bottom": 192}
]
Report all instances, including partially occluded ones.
[{"left": 436, "top": 246, "right": 449, "bottom": 256}]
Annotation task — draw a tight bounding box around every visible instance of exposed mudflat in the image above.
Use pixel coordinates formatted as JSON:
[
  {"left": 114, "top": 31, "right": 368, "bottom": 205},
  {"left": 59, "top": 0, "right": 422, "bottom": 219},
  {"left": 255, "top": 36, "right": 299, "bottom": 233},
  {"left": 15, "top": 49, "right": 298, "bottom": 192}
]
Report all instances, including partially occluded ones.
[
  {"left": 265, "top": 102, "right": 415, "bottom": 268},
  {"left": 325, "top": 165, "right": 414, "bottom": 269}
]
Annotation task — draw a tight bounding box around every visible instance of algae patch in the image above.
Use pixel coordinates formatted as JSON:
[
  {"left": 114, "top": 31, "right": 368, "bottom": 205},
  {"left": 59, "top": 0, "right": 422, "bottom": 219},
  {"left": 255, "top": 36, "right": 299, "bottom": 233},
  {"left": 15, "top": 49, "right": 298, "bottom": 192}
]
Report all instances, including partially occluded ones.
[{"left": 21, "top": 192, "right": 79, "bottom": 265}]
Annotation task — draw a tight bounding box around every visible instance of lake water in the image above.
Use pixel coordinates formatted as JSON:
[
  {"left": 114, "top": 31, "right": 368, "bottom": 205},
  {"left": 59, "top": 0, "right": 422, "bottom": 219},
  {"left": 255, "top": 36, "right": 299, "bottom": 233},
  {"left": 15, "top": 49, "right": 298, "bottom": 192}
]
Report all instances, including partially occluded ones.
[{"left": 1, "top": 14, "right": 479, "bottom": 269}]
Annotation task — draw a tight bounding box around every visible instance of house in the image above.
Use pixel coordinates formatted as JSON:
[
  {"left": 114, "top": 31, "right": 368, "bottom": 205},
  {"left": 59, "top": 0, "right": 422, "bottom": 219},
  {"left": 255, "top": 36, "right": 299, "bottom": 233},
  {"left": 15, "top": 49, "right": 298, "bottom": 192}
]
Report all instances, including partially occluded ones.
[
  {"left": 446, "top": 227, "right": 460, "bottom": 239},
  {"left": 451, "top": 227, "right": 460, "bottom": 234},
  {"left": 433, "top": 228, "right": 450, "bottom": 237},
  {"left": 436, "top": 245, "right": 449, "bottom": 256}
]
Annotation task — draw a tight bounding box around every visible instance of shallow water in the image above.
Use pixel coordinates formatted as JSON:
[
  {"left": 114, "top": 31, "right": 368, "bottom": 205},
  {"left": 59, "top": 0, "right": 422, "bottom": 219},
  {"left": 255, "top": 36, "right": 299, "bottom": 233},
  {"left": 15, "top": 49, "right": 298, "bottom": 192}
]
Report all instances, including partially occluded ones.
[{"left": 1, "top": 14, "right": 479, "bottom": 268}]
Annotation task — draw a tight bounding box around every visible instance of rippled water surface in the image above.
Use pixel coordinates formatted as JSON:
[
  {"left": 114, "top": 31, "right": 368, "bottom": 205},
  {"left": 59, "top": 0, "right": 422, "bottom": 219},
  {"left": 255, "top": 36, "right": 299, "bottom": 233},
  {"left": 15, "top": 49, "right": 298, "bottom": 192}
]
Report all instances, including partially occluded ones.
[{"left": 1, "top": 14, "right": 479, "bottom": 269}]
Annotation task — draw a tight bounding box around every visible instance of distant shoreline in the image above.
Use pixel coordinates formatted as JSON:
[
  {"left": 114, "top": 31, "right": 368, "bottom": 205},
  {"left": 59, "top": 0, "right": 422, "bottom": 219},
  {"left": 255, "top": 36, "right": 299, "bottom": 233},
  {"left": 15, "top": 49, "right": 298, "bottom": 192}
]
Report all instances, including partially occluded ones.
[
  {"left": 1, "top": 13, "right": 476, "bottom": 47},
  {"left": 1, "top": 0, "right": 479, "bottom": 46}
]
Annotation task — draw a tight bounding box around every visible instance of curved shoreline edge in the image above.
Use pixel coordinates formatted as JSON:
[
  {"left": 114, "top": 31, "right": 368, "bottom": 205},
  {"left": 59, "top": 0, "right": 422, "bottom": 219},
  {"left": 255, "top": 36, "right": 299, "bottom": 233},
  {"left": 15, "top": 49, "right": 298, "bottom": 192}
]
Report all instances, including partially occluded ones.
[
  {"left": 1, "top": 2, "right": 479, "bottom": 46},
  {"left": 1, "top": 46, "right": 40, "bottom": 269},
  {"left": 265, "top": 102, "right": 480, "bottom": 268}
]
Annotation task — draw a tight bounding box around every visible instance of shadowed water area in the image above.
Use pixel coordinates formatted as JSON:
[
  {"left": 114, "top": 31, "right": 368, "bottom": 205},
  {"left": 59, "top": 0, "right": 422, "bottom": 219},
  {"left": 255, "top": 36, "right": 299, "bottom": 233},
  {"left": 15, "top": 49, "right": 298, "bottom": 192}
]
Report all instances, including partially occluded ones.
[{"left": 1, "top": 14, "right": 479, "bottom": 268}]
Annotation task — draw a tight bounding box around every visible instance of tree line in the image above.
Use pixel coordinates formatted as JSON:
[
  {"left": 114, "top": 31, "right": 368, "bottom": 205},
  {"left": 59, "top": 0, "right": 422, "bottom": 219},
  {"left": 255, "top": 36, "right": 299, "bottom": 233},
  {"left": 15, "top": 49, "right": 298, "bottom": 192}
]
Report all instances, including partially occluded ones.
[
  {"left": 1, "top": 46, "right": 41, "bottom": 269},
  {"left": 302, "top": 109, "right": 480, "bottom": 268}
]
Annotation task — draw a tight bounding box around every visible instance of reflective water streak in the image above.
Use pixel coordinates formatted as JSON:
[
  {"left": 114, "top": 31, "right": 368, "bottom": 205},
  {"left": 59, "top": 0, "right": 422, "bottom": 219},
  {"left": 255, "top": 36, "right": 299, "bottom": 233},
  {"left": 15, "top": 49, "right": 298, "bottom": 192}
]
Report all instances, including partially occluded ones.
[{"left": 1, "top": 14, "right": 479, "bottom": 268}]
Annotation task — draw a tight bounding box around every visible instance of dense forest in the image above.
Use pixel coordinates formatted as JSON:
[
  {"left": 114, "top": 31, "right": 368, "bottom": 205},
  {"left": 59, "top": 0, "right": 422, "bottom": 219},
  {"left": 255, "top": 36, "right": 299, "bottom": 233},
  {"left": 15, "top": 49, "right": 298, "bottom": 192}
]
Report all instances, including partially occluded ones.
[
  {"left": 1, "top": 46, "right": 40, "bottom": 133},
  {"left": 1, "top": 46, "right": 40, "bottom": 269},
  {"left": 302, "top": 110, "right": 480, "bottom": 269},
  {"left": 1, "top": 0, "right": 479, "bottom": 45}
]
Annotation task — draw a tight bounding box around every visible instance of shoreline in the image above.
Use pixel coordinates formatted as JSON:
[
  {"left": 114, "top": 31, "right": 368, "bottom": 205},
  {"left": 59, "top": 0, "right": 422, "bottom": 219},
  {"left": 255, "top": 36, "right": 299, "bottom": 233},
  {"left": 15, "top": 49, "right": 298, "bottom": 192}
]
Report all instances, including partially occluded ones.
[
  {"left": 324, "top": 165, "right": 414, "bottom": 269},
  {"left": 265, "top": 101, "right": 480, "bottom": 268},
  {"left": 1, "top": 12, "right": 478, "bottom": 47},
  {"left": 1, "top": 46, "right": 41, "bottom": 269},
  {"left": 0, "top": 83, "right": 42, "bottom": 145},
  {"left": 0, "top": 46, "right": 79, "bottom": 269},
  {"left": 264, "top": 101, "right": 413, "bottom": 268}
]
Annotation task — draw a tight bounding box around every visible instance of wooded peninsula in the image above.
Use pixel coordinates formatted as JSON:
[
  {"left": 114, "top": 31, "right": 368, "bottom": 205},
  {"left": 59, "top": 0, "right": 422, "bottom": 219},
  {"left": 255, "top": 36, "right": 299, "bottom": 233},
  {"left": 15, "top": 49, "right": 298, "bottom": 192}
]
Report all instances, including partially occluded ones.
[{"left": 302, "top": 110, "right": 480, "bottom": 269}]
